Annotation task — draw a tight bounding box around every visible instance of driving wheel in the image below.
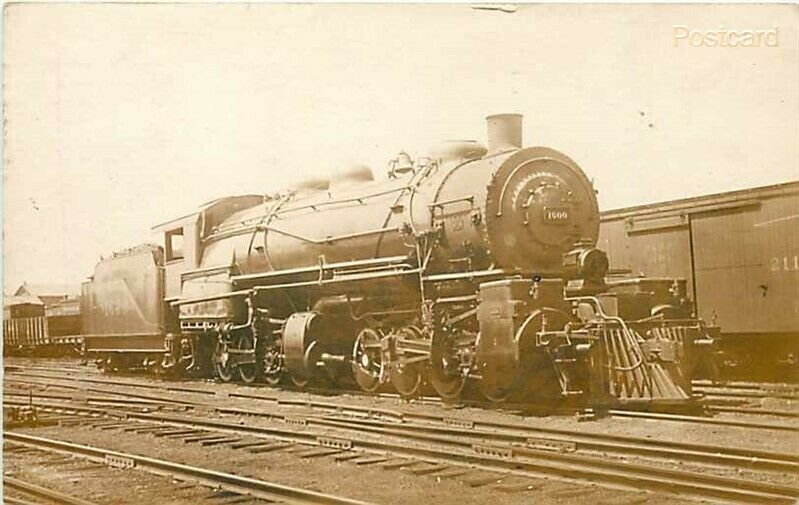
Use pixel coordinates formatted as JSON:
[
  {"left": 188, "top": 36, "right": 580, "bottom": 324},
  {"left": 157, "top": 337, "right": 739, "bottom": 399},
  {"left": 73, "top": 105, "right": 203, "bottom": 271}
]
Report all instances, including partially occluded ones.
[
  {"left": 429, "top": 330, "right": 468, "bottom": 402},
  {"left": 389, "top": 326, "right": 427, "bottom": 399},
  {"left": 352, "top": 327, "right": 384, "bottom": 392}
]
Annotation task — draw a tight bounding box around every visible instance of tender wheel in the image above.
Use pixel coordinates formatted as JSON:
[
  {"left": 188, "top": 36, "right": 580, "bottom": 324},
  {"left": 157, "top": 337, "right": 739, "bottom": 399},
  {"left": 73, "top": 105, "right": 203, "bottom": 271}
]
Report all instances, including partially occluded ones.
[
  {"left": 430, "top": 330, "right": 468, "bottom": 402},
  {"left": 389, "top": 327, "right": 427, "bottom": 399},
  {"left": 352, "top": 328, "right": 384, "bottom": 392}
]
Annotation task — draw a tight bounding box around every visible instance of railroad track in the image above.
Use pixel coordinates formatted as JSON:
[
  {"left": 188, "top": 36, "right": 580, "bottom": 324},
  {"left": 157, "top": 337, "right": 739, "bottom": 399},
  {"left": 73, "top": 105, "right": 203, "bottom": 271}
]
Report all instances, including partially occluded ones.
[
  {"left": 7, "top": 390, "right": 796, "bottom": 474},
  {"left": 4, "top": 431, "right": 371, "bottom": 505},
  {"left": 7, "top": 398, "right": 799, "bottom": 504},
  {"left": 9, "top": 366, "right": 799, "bottom": 432},
  {"left": 5, "top": 381, "right": 799, "bottom": 504},
  {"left": 8, "top": 365, "right": 799, "bottom": 431},
  {"left": 690, "top": 380, "right": 799, "bottom": 419}
]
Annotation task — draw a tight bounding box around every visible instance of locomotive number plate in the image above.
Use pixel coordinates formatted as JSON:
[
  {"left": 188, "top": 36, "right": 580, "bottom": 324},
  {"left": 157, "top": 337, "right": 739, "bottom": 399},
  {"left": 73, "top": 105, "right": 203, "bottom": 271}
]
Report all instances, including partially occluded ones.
[{"left": 543, "top": 207, "right": 570, "bottom": 224}]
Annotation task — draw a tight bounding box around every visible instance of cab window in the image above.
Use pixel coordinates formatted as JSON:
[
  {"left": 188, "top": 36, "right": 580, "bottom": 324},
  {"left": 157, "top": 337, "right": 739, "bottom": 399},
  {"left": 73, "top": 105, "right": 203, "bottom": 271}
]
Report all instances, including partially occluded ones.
[{"left": 165, "top": 228, "right": 184, "bottom": 261}]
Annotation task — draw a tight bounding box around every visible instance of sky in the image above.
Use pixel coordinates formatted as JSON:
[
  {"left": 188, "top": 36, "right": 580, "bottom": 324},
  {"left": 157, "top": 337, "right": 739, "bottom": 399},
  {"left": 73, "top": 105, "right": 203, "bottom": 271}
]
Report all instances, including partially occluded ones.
[{"left": 3, "top": 3, "right": 798, "bottom": 290}]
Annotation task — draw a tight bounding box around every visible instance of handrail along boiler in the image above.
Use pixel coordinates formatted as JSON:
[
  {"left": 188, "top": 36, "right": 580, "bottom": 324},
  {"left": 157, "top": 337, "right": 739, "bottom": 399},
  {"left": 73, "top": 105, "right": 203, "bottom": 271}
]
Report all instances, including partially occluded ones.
[{"left": 84, "top": 114, "right": 713, "bottom": 406}]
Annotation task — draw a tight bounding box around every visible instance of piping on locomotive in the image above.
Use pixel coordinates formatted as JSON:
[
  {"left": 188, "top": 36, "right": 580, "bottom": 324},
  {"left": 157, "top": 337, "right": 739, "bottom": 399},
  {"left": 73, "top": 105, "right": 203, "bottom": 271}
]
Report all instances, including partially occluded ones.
[{"left": 82, "top": 114, "right": 716, "bottom": 406}]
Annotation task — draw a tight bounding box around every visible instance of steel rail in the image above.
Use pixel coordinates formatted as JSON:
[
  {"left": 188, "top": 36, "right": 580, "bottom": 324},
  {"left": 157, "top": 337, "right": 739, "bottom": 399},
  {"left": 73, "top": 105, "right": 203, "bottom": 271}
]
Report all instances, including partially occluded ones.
[
  {"left": 3, "top": 476, "right": 100, "bottom": 505},
  {"left": 4, "top": 497, "right": 41, "bottom": 505},
  {"left": 5, "top": 399, "right": 796, "bottom": 505},
  {"left": 608, "top": 409, "right": 799, "bottom": 432},
  {"left": 4, "top": 432, "right": 372, "bottom": 505},
  {"left": 692, "top": 380, "right": 799, "bottom": 393},
  {"left": 707, "top": 405, "right": 799, "bottom": 419},
  {"left": 695, "top": 388, "right": 799, "bottom": 401}
]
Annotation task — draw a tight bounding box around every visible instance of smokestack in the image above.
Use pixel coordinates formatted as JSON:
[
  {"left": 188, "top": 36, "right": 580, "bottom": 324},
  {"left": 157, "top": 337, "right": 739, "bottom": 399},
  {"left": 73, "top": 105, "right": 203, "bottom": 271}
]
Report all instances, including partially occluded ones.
[{"left": 486, "top": 113, "right": 523, "bottom": 153}]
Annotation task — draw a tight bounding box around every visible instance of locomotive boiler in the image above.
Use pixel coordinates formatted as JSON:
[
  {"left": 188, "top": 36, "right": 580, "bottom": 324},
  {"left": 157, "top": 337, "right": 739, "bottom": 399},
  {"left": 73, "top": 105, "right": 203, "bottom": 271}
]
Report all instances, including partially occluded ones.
[{"left": 84, "top": 114, "right": 713, "bottom": 406}]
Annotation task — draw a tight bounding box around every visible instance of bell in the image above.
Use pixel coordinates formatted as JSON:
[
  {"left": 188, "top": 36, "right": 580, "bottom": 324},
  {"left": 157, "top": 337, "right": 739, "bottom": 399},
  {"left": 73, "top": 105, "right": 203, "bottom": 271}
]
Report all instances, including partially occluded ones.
[{"left": 393, "top": 151, "right": 414, "bottom": 174}]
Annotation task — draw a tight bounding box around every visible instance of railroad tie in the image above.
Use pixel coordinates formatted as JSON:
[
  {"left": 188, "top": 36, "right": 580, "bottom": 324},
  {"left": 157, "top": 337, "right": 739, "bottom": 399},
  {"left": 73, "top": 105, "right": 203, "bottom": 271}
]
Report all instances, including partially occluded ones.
[
  {"left": 130, "top": 425, "right": 172, "bottom": 434},
  {"left": 407, "top": 463, "right": 449, "bottom": 475},
  {"left": 158, "top": 429, "right": 204, "bottom": 438},
  {"left": 228, "top": 440, "right": 275, "bottom": 450},
  {"left": 121, "top": 424, "right": 158, "bottom": 432},
  {"left": 200, "top": 437, "right": 241, "bottom": 447},
  {"left": 297, "top": 448, "right": 343, "bottom": 459},
  {"left": 247, "top": 442, "right": 292, "bottom": 454},
  {"left": 333, "top": 452, "right": 364, "bottom": 462},
  {"left": 184, "top": 433, "right": 230, "bottom": 443},
  {"left": 380, "top": 459, "right": 420, "bottom": 470},
  {"left": 88, "top": 420, "right": 125, "bottom": 429},
  {"left": 282, "top": 445, "right": 314, "bottom": 454},
  {"left": 352, "top": 456, "right": 391, "bottom": 466},
  {"left": 433, "top": 468, "right": 471, "bottom": 480},
  {"left": 97, "top": 423, "right": 129, "bottom": 430}
]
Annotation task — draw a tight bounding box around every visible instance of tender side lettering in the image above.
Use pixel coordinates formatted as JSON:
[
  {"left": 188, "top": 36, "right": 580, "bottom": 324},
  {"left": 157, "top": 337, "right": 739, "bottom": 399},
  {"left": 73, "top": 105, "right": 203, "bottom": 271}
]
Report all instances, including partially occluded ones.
[{"left": 770, "top": 255, "right": 799, "bottom": 272}]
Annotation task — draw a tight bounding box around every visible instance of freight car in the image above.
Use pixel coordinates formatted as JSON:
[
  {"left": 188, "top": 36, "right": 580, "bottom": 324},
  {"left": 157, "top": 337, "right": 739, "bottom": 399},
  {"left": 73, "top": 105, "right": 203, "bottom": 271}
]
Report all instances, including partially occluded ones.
[
  {"left": 3, "top": 296, "right": 82, "bottom": 356},
  {"left": 599, "top": 181, "right": 799, "bottom": 381},
  {"left": 82, "top": 114, "right": 714, "bottom": 407}
]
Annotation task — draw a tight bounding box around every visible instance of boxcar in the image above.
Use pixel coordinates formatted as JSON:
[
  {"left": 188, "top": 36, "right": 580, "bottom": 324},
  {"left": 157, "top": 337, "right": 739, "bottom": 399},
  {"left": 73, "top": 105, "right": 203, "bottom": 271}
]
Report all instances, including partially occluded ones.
[
  {"left": 599, "top": 181, "right": 799, "bottom": 380},
  {"left": 3, "top": 296, "right": 82, "bottom": 356},
  {"left": 3, "top": 303, "right": 49, "bottom": 355}
]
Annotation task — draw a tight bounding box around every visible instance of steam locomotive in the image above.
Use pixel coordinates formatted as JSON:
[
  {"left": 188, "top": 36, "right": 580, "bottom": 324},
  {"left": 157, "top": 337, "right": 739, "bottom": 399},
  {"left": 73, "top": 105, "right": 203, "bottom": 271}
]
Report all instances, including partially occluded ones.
[{"left": 82, "top": 114, "right": 714, "bottom": 406}]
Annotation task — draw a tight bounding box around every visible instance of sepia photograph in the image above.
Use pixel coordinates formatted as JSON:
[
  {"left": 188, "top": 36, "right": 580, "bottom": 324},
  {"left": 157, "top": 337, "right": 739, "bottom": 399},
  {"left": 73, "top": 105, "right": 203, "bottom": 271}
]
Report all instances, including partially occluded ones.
[{"left": 2, "top": 3, "right": 798, "bottom": 504}]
